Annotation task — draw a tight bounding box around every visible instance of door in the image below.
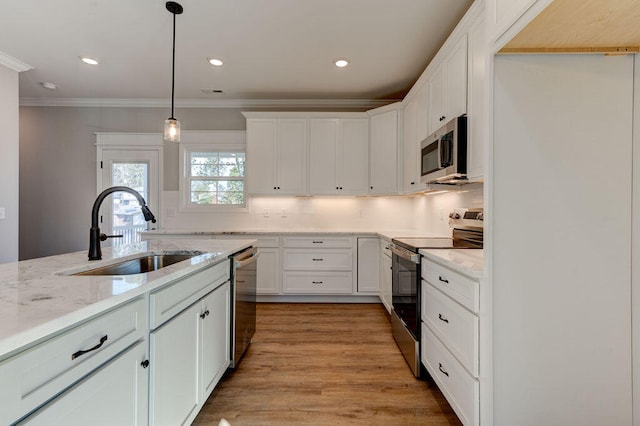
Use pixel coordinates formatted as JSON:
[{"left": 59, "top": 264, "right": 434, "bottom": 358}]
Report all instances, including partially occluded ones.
[{"left": 99, "top": 150, "right": 159, "bottom": 246}]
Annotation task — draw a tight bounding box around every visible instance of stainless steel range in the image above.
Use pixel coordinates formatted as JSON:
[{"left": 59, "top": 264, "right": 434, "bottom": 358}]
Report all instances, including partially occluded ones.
[{"left": 390, "top": 211, "right": 483, "bottom": 377}]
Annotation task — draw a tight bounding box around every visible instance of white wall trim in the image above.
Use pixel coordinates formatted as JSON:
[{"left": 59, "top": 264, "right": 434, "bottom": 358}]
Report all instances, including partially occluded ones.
[
  {"left": 95, "top": 133, "right": 164, "bottom": 147},
  {"left": 19, "top": 97, "right": 398, "bottom": 109},
  {"left": 0, "top": 51, "right": 32, "bottom": 72}
]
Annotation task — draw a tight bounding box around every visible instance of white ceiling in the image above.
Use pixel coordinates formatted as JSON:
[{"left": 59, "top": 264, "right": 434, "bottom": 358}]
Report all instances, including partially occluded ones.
[{"left": 0, "top": 0, "right": 473, "bottom": 107}]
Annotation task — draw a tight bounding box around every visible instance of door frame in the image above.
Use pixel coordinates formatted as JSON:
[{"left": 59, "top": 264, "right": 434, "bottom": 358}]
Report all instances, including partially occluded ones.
[{"left": 96, "top": 133, "right": 164, "bottom": 237}]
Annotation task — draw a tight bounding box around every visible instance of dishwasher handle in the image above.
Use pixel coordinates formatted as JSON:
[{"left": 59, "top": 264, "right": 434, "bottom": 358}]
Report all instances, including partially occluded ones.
[{"left": 234, "top": 247, "right": 259, "bottom": 268}]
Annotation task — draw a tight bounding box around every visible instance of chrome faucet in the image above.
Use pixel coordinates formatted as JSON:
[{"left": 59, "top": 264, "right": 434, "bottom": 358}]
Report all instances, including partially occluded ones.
[{"left": 89, "top": 186, "right": 156, "bottom": 260}]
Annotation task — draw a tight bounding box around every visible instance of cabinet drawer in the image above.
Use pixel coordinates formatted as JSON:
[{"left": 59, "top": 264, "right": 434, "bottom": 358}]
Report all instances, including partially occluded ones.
[
  {"left": 283, "top": 272, "right": 353, "bottom": 294},
  {"left": 422, "top": 325, "right": 479, "bottom": 426},
  {"left": 0, "top": 297, "right": 147, "bottom": 426},
  {"left": 150, "top": 260, "right": 229, "bottom": 329},
  {"left": 422, "top": 258, "right": 479, "bottom": 313},
  {"left": 283, "top": 236, "right": 352, "bottom": 248},
  {"left": 283, "top": 249, "right": 352, "bottom": 271},
  {"left": 422, "top": 282, "right": 478, "bottom": 376},
  {"left": 216, "top": 234, "right": 280, "bottom": 248}
]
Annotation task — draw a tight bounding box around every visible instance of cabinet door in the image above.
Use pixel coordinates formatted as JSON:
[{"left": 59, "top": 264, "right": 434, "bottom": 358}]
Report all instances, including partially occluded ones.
[
  {"left": 369, "top": 109, "right": 398, "bottom": 195},
  {"left": 309, "top": 119, "right": 339, "bottom": 195},
  {"left": 150, "top": 303, "right": 200, "bottom": 426},
  {"left": 380, "top": 251, "right": 392, "bottom": 313},
  {"left": 403, "top": 96, "right": 419, "bottom": 192},
  {"left": 338, "top": 119, "right": 369, "bottom": 194},
  {"left": 467, "top": 16, "right": 486, "bottom": 181},
  {"left": 429, "top": 65, "right": 447, "bottom": 133},
  {"left": 357, "top": 237, "right": 380, "bottom": 293},
  {"left": 246, "top": 119, "right": 278, "bottom": 194},
  {"left": 201, "top": 282, "right": 230, "bottom": 399},
  {"left": 20, "top": 341, "right": 148, "bottom": 426},
  {"left": 277, "top": 119, "right": 307, "bottom": 195},
  {"left": 257, "top": 248, "right": 280, "bottom": 294},
  {"left": 445, "top": 35, "right": 468, "bottom": 121}
]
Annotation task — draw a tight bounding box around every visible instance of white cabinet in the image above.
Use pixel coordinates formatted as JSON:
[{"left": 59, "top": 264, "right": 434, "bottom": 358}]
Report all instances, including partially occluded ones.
[
  {"left": 421, "top": 256, "right": 480, "bottom": 426},
  {"left": 402, "top": 83, "right": 430, "bottom": 193},
  {"left": 369, "top": 107, "right": 400, "bottom": 195},
  {"left": 19, "top": 341, "right": 149, "bottom": 426},
  {"left": 150, "top": 301, "right": 200, "bottom": 426},
  {"left": 428, "top": 35, "right": 468, "bottom": 134},
  {"left": 379, "top": 240, "right": 392, "bottom": 313},
  {"left": 0, "top": 298, "right": 147, "bottom": 426},
  {"left": 149, "top": 263, "right": 231, "bottom": 426},
  {"left": 200, "top": 282, "right": 231, "bottom": 400},
  {"left": 282, "top": 236, "right": 354, "bottom": 295},
  {"left": 466, "top": 15, "right": 486, "bottom": 182},
  {"left": 356, "top": 237, "right": 379, "bottom": 293},
  {"left": 245, "top": 118, "right": 307, "bottom": 195},
  {"left": 309, "top": 118, "right": 369, "bottom": 195}
]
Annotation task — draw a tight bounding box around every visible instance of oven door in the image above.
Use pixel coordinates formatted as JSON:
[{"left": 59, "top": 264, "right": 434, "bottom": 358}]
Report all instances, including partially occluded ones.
[{"left": 390, "top": 244, "right": 420, "bottom": 339}]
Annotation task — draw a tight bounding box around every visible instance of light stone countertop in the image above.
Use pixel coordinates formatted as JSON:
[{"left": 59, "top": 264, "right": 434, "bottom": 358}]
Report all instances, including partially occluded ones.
[
  {"left": 0, "top": 238, "right": 254, "bottom": 361},
  {"left": 419, "top": 248, "right": 484, "bottom": 280}
]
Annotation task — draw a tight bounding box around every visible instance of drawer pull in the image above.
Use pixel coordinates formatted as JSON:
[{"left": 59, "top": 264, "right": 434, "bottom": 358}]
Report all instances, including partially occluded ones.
[
  {"left": 312, "top": 241, "right": 324, "bottom": 244},
  {"left": 438, "top": 276, "right": 449, "bottom": 284},
  {"left": 141, "top": 360, "right": 150, "bottom": 369},
  {"left": 438, "top": 313, "right": 449, "bottom": 323},
  {"left": 72, "top": 335, "right": 108, "bottom": 360},
  {"left": 438, "top": 362, "right": 450, "bottom": 377},
  {"left": 200, "top": 309, "right": 210, "bottom": 319},
  {"left": 312, "top": 281, "right": 324, "bottom": 284},
  {"left": 312, "top": 258, "right": 324, "bottom": 261}
]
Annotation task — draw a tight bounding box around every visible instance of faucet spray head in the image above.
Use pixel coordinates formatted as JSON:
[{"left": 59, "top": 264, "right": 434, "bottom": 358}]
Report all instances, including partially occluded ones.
[{"left": 141, "top": 205, "right": 157, "bottom": 223}]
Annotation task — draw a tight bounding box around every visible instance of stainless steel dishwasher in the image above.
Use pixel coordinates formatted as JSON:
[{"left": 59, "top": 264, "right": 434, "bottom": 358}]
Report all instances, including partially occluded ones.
[{"left": 229, "top": 246, "right": 258, "bottom": 368}]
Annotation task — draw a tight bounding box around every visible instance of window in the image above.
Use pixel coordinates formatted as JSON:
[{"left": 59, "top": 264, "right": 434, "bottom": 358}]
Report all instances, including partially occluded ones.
[
  {"left": 188, "top": 151, "right": 245, "bottom": 206},
  {"left": 178, "top": 131, "right": 247, "bottom": 212}
]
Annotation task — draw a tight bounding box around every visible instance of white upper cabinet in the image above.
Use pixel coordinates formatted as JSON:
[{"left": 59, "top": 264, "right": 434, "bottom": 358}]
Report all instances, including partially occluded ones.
[
  {"left": 309, "top": 118, "right": 369, "bottom": 195},
  {"left": 369, "top": 107, "right": 400, "bottom": 195},
  {"left": 245, "top": 117, "right": 307, "bottom": 195},
  {"left": 428, "top": 35, "right": 468, "bottom": 134},
  {"left": 466, "top": 15, "right": 486, "bottom": 182},
  {"left": 403, "top": 82, "right": 430, "bottom": 193}
]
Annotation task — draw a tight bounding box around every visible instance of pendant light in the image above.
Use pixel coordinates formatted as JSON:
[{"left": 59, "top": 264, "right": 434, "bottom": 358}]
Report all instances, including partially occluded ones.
[{"left": 164, "top": 1, "right": 183, "bottom": 142}]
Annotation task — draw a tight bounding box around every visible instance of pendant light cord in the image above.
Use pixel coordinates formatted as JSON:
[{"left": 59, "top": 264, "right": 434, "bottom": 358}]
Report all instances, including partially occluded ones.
[{"left": 170, "top": 11, "right": 176, "bottom": 119}]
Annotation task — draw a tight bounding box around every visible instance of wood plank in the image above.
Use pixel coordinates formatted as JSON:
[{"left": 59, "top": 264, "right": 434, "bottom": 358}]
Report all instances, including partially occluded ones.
[
  {"left": 501, "top": 0, "right": 640, "bottom": 53},
  {"left": 193, "top": 303, "right": 462, "bottom": 425}
]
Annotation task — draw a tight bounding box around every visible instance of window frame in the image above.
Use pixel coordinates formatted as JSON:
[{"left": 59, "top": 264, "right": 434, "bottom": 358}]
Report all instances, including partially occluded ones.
[{"left": 178, "top": 131, "right": 248, "bottom": 213}]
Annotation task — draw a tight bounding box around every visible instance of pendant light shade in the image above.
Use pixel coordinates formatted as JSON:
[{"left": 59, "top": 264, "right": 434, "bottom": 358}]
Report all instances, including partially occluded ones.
[{"left": 164, "top": 1, "right": 183, "bottom": 142}]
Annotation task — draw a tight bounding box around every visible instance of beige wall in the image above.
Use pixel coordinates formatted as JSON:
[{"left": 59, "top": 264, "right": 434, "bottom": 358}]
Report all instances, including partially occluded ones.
[{"left": 0, "top": 65, "right": 19, "bottom": 263}]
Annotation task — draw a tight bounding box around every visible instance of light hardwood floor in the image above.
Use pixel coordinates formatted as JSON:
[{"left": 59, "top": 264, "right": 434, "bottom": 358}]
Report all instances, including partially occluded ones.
[{"left": 193, "top": 303, "right": 462, "bottom": 425}]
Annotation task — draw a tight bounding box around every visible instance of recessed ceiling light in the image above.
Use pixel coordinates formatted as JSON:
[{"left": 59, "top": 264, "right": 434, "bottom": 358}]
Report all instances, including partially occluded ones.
[
  {"left": 334, "top": 58, "right": 350, "bottom": 68},
  {"left": 80, "top": 56, "right": 99, "bottom": 65},
  {"left": 40, "top": 82, "right": 57, "bottom": 90},
  {"left": 208, "top": 58, "right": 223, "bottom": 66}
]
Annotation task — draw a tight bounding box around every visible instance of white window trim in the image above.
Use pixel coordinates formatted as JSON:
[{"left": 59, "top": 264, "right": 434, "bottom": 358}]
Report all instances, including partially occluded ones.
[{"left": 178, "top": 131, "right": 248, "bottom": 213}]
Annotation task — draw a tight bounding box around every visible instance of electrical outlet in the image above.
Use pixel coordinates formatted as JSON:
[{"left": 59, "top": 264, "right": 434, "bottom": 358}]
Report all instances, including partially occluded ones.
[
  {"left": 281, "top": 208, "right": 287, "bottom": 217},
  {"left": 263, "top": 208, "right": 270, "bottom": 218},
  {"left": 167, "top": 208, "right": 176, "bottom": 218},
  {"left": 0, "top": 207, "right": 5, "bottom": 220},
  {"left": 439, "top": 208, "right": 444, "bottom": 220}
]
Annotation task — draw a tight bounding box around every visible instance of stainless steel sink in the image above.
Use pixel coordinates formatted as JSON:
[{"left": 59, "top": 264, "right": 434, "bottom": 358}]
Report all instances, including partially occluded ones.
[{"left": 72, "top": 253, "right": 202, "bottom": 276}]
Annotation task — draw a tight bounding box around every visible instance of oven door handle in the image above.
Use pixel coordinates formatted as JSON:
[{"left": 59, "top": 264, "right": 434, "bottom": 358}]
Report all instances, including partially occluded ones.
[{"left": 390, "top": 244, "right": 420, "bottom": 264}]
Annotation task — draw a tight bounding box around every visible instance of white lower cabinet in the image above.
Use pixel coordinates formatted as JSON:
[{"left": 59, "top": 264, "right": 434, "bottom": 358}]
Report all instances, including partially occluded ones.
[
  {"left": 379, "top": 241, "right": 392, "bottom": 313},
  {"left": 421, "top": 326, "right": 478, "bottom": 426},
  {"left": 282, "top": 236, "right": 354, "bottom": 295},
  {"left": 150, "top": 280, "right": 230, "bottom": 426},
  {"left": 421, "top": 256, "right": 479, "bottom": 425},
  {"left": 356, "top": 237, "right": 380, "bottom": 293},
  {"left": 19, "top": 340, "right": 149, "bottom": 426}
]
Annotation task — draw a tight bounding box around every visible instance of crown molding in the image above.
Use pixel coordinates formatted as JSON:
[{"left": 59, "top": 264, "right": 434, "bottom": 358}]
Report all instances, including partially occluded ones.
[
  {"left": 0, "top": 51, "right": 32, "bottom": 72},
  {"left": 19, "top": 97, "right": 400, "bottom": 109}
]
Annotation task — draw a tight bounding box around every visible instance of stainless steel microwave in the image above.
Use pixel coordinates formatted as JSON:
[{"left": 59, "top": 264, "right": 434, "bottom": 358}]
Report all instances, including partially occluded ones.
[{"left": 420, "top": 115, "right": 467, "bottom": 184}]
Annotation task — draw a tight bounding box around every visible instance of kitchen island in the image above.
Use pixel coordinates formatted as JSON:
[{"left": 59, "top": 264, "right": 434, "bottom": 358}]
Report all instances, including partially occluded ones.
[{"left": 0, "top": 238, "right": 254, "bottom": 425}]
